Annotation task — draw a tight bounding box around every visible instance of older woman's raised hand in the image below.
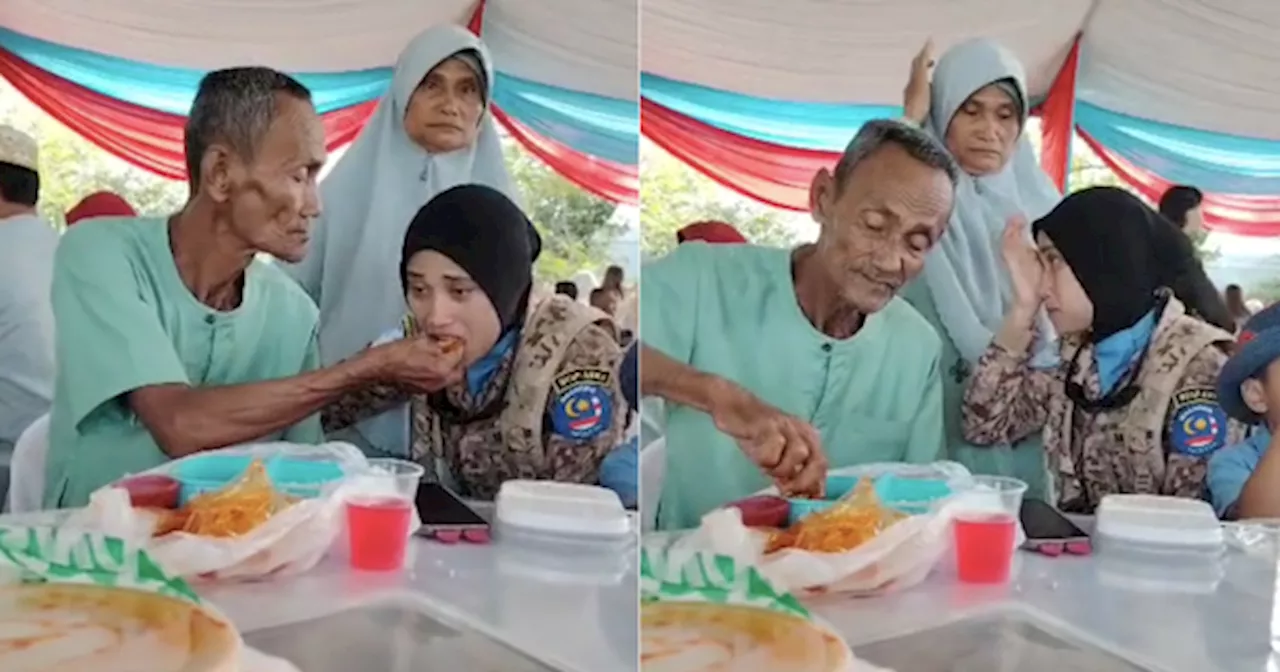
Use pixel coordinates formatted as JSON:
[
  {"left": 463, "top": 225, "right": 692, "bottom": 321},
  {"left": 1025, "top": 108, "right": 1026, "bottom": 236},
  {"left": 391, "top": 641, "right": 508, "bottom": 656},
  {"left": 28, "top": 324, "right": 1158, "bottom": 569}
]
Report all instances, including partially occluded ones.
[
  {"left": 1000, "top": 215, "right": 1046, "bottom": 317},
  {"left": 903, "top": 39, "right": 936, "bottom": 125}
]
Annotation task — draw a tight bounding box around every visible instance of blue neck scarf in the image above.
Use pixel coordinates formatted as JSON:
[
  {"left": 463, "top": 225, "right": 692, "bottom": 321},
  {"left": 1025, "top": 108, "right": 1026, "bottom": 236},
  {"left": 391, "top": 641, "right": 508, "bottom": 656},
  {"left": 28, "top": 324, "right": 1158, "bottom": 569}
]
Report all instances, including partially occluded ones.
[
  {"left": 466, "top": 330, "right": 519, "bottom": 397},
  {"left": 1093, "top": 309, "right": 1158, "bottom": 395}
]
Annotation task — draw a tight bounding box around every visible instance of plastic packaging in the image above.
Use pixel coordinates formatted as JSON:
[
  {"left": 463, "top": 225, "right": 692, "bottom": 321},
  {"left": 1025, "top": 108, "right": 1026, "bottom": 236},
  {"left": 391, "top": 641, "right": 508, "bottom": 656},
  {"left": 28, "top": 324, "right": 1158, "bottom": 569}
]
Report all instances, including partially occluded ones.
[
  {"left": 1094, "top": 494, "right": 1224, "bottom": 550},
  {"left": 65, "top": 442, "right": 378, "bottom": 582},
  {"left": 495, "top": 480, "right": 632, "bottom": 543},
  {"left": 639, "top": 539, "right": 882, "bottom": 672}
]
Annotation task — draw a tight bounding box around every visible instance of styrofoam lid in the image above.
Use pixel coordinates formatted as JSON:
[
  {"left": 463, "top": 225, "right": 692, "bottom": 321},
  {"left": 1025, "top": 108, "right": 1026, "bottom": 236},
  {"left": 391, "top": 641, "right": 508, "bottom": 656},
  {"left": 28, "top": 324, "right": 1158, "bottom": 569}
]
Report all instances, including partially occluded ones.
[
  {"left": 1095, "top": 494, "right": 1223, "bottom": 548},
  {"left": 495, "top": 480, "right": 631, "bottom": 539}
]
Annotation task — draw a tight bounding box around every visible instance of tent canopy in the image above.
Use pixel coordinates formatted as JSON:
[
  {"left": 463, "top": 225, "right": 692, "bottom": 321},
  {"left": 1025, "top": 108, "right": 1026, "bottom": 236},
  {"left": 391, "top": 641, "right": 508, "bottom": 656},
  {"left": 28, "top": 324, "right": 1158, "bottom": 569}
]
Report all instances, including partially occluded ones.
[{"left": 642, "top": 0, "right": 1280, "bottom": 141}]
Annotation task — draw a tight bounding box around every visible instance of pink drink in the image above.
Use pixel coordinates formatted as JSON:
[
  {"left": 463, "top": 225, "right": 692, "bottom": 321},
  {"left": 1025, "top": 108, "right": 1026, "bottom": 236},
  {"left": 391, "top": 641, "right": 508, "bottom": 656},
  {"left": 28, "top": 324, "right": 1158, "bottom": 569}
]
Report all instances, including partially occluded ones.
[
  {"left": 953, "top": 512, "right": 1017, "bottom": 583},
  {"left": 346, "top": 496, "right": 413, "bottom": 571}
]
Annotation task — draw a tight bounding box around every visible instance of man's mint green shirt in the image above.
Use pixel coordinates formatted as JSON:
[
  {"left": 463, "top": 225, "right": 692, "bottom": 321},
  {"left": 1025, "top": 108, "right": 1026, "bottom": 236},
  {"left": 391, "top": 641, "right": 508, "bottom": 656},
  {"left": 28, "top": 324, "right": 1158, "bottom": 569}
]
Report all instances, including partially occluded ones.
[
  {"left": 45, "top": 217, "right": 323, "bottom": 508},
  {"left": 641, "top": 243, "right": 945, "bottom": 530}
]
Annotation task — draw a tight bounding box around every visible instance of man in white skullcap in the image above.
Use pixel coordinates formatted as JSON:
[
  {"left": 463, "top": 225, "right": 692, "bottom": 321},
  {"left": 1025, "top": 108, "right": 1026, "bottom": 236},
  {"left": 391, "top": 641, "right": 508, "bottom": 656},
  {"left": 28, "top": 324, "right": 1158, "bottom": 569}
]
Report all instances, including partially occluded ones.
[{"left": 0, "top": 124, "right": 57, "bottom": 502}]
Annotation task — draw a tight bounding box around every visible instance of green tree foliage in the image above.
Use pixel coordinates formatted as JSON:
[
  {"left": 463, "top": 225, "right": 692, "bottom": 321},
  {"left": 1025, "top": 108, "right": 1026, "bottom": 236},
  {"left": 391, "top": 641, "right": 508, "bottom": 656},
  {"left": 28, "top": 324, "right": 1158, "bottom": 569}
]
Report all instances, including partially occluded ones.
[
  {"left": 640, "top": 142, "right": 798, "bottom": 259},
  {"left": 502, "top": 142, "right": 622, "bottom": 283},
  {"left": 0, "top": 79, "right": 185, "bottom": 229}
]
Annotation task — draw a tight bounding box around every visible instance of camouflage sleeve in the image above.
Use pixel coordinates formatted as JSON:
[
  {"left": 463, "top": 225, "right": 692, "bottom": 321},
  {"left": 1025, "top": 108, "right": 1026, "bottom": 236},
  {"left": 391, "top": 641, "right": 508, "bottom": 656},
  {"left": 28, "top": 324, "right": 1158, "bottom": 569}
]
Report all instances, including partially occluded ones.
[
  {"left": 320, "top": 382, "right": 412, "bottom": 433},
  {"left": 542, "top": 322, "right": 629, "bottom": 485},
  {"left": 1161, "top": 345, "right": 1235, "bottom": 500},
  {"left": 961, "top": 342, "right": 1055, "bottom": 446}
]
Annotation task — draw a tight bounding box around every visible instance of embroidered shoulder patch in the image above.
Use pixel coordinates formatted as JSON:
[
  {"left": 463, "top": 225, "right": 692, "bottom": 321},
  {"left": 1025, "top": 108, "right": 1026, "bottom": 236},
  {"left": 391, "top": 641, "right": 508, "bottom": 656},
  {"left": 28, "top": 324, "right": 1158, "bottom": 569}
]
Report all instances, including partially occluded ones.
[
  {"left": 1169, "top": 387, "right": 1228, "bottom": 457},
  {"left": 550, "top": 368, "right": 614, "bottom": 441}
]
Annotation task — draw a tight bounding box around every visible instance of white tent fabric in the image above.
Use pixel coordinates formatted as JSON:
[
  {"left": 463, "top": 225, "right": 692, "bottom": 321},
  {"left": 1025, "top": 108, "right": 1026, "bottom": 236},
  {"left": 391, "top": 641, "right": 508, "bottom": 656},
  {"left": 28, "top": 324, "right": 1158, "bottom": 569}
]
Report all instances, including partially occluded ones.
[
  {"left": 0, "top": 0, "right": 637, "bottom": 100},
  {"left": 642, "top": 0, "right": 1280, "bottom": 141}
]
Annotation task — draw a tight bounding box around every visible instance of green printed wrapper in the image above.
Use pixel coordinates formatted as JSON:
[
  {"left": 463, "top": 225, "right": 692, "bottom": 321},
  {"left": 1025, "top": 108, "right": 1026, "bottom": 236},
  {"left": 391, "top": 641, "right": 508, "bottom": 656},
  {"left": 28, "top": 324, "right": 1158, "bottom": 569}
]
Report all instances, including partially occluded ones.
[
  {"left": 640, "top": 535, "right": 809, "bottom": 620},
  {"left": 0, "top": 524, "right": 200, "bottom": 605}
]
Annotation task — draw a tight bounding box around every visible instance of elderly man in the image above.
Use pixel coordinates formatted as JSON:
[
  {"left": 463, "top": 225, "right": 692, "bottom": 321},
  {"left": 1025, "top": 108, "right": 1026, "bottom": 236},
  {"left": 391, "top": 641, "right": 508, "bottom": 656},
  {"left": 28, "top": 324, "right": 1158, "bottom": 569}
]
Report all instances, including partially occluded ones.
[
  {"left": 0, "top": 126, "right": 57, "bottom": 477},
  {"left": 641, "top": 119, "right": 958, "bottom": 529},
  {"left": 46, "top": 68, "right": 470, "bottom": 507}
]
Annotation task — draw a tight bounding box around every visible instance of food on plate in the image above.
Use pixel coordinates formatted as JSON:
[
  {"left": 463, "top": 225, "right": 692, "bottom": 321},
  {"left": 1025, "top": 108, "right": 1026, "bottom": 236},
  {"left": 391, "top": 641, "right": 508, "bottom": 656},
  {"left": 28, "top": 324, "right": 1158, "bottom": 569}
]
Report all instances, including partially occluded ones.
[
  {"left": 641, "top": 601, "right": 854, "bottom": 672},
  {"left": 155, "top": 461, "right": 296, "bottom": 539},
  {"left": 765, "top": 479, "right": 905, "bottom": 554},
  {"left": 0, "top": 583, "right": 241, "bottom": 671},
  {"left": 118, "top": 475, "right": 181, "bottom": 510},
  {"left": 725, "top": 495, "right": 790, "bottom": 529},
  {"left": 432, "top": 334, "right": 464, "bottom": 355}
]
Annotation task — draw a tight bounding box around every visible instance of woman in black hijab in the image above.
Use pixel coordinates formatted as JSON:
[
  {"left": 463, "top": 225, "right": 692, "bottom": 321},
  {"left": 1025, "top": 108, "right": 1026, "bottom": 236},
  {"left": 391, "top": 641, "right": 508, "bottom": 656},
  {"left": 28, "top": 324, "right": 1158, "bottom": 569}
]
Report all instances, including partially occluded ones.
[
  {"left": 960, "top": 187, "right": 1245, "bottom": 513},
  {"left": 323, "top": 185, "right": 629, "bottom": 500}
]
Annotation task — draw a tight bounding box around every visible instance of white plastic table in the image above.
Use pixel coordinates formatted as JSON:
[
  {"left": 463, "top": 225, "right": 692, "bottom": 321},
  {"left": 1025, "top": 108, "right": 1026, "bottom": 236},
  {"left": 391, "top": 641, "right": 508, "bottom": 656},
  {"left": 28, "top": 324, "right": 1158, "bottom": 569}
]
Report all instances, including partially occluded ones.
[
  {"left": 815, "top": 549, "right": 1276, "bottom": 671},
  {"left": 0, "top": 506, "right": 639, "bottom": 672}
]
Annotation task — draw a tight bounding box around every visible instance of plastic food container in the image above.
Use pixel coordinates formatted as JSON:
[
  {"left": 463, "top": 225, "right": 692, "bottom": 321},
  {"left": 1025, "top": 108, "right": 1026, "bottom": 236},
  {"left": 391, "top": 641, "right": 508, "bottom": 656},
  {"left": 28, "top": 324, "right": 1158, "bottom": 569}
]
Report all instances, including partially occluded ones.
[
  {"left": 788, "top": 474, "right": 956, "bottom": 524},
  {"left": 725, "top": 495, "right": 790, "bottom": 528},
  {"left": 117, "top": 475, "right": 181, "bottom": 509},
  {"left": 1094, "top": 494, "right": 1224, "bottom": 551},
  {"left": 171, "top": 454, "right": 345, "bottom": 504},
  {"left": 495, "top": 480, "right": 634, "bottom": 553}
]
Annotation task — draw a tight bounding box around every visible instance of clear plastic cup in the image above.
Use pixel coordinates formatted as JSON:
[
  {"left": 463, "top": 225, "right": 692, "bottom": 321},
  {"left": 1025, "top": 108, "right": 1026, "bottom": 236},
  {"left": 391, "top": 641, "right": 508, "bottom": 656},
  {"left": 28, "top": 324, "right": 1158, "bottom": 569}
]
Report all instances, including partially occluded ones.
[
  {"left": 345, "top": 459, "right": 424, "bottom": 571},
  {"left": 952, "top": 475, "right": 1027, "bottom": 584}
]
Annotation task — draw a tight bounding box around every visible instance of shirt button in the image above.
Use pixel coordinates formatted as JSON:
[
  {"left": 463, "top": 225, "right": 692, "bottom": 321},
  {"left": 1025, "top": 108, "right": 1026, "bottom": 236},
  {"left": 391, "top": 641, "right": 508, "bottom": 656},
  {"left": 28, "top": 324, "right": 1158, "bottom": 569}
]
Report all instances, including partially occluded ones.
[
  {"left": 205, "top": 314, "right": 216, "bottom": 324},
  {"left": 821, "top": 343, "right": 832, "bottom": 353}
]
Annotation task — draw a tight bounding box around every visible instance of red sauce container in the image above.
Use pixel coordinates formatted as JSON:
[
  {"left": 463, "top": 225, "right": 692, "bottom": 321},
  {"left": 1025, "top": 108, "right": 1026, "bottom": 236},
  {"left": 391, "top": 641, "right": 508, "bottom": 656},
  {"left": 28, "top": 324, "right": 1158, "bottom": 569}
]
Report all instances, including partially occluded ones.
[
  {"left": 725, "top": 495, "right": 791, "bottom": 529},
  {"left": 118, "top": 475, "right": 181, "bottom": 510}
]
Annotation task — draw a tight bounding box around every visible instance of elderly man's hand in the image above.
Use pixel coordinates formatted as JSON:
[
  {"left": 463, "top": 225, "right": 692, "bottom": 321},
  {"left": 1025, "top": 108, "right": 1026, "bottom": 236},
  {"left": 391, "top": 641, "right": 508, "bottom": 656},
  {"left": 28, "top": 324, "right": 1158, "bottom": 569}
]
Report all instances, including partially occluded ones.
[
  {"left": 709, "top": 387, "right": 828, "bottom": 498},
  {"left": 374, "top": 334, "right": 466, "bottom": 393}
]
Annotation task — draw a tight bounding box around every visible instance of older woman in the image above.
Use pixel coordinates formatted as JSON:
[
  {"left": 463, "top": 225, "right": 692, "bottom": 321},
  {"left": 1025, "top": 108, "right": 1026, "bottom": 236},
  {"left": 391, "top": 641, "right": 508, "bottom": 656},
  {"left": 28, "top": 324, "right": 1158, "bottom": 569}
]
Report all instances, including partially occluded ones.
[
  {"left": 897, "top": 38, "right": 1062, "bottom": 499},
  {"left": 286, "top": 25, "right": 518, "bottom": 458}
]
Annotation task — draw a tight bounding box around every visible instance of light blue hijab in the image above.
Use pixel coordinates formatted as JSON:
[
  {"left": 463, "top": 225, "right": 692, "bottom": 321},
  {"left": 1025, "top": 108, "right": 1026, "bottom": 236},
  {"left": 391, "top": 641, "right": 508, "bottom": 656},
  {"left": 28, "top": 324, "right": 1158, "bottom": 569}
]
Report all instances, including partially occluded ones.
[
  {"left": 286, "top": 25, "right": 518, "bottom": 457},
  {"left": 920, "top": 39, "right": 1060, "bottom": 365}
]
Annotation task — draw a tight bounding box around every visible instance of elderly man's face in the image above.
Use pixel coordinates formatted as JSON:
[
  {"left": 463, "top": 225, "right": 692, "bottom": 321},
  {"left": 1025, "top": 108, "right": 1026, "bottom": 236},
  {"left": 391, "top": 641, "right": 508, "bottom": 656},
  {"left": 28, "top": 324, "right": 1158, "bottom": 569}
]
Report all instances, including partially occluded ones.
[
  {"left": 809, "top": 143, "right": 953, "bottom": 313},
  {"left": 220, "top": 95, "right": 326, "bottom": 264}
]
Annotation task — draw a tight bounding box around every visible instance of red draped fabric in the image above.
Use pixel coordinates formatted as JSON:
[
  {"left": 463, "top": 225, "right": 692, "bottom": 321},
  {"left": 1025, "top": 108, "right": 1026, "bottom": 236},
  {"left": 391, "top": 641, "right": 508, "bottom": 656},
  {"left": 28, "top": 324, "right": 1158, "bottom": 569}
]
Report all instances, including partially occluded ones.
[
  {"left": 1077, "top": 130, "right": 1280, "bottom": 237},
  {"left": 494, "top": 106, "right": 637, "bottom": 203},
  {"left": 0, "top": 46, "right": 373, "bottom": 180},
  {"left": 640, "top": 97, "right": 835, "bottom": 211},
  {"left": 1038, "top": 36, "right": 1079, "bottom": 193}
]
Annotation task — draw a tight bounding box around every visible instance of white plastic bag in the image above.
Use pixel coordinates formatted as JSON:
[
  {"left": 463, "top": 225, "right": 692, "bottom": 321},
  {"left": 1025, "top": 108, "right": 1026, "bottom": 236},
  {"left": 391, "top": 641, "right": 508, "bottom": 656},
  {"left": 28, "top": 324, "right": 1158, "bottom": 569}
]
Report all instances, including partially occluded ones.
[
  {"left": 63, "top": 442, "right": 374, "bottom": 581},
  {"left": 690, "top": 461, "right": 1027, "bottom": 596},
  {"left": 673, "top": 503, "right": 957, "bottom": 597}
]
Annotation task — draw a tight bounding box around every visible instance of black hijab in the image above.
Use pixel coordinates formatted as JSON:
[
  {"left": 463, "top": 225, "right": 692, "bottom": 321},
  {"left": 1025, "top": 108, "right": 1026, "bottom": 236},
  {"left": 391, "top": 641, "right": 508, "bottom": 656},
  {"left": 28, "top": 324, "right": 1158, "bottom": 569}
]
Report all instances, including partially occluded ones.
[
  {"left": 400, "top": 184, "right": 542, "bottom": 332},
  {"left": 1032, "top": 186, "right": 1230, "bottom": 341}
]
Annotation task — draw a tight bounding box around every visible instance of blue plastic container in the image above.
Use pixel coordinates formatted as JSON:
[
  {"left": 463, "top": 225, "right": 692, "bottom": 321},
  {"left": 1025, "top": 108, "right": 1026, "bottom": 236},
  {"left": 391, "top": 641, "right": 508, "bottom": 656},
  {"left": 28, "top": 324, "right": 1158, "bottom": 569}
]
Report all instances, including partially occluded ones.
[
  {"left": 172, "top": 454, "right": 345, "bottom": 505},
  {"left": 787, "top": 473, "right": 954, "bottom": 525}
]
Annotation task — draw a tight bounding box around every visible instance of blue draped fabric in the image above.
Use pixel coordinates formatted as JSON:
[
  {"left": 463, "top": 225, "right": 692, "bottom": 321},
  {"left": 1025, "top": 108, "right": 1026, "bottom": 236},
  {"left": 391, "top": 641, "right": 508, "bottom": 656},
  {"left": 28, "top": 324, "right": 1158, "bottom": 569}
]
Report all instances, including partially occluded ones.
[
  {"left": 641, "top": 72, "right": 1280, "bottom": 195},
  {"left": 1074, "top": 102, "right": 1280, "bottom": 196},
  {"left": 641, "top": 73, "right": 899, "bottom": 151},
  {"left": 0, "top": 27, "right": 638, "bottom": 165}
]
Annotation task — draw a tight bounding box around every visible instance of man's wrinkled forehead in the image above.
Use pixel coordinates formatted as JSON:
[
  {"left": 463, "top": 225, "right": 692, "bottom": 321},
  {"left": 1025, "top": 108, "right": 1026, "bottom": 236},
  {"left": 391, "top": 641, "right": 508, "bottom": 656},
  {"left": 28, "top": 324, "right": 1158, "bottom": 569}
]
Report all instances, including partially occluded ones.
[{"left": 842, "top": 143, "right": 954, "bottom": 213}]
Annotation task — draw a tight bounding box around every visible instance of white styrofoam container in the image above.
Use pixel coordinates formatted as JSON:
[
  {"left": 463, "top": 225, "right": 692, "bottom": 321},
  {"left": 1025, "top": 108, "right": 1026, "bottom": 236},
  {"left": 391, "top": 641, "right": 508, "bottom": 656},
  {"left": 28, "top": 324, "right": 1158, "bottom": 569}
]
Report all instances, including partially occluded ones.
[
  {"left": 495, "top": 480, "right": 632, "bottom": 541},
  {"left": 1094, "top": 494, "right": 1224, "bottom": 549}
]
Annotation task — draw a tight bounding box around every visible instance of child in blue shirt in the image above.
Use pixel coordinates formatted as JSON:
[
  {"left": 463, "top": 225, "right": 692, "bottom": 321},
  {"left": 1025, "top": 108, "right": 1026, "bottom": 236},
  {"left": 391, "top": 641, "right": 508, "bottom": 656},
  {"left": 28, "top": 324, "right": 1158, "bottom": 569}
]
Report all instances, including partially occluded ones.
[
  {"left": 599, "top": 342, "right": 638, "bottom": 507},
  {"left": 1209, "top": 303, "right": 1280, "bottom": 519}
]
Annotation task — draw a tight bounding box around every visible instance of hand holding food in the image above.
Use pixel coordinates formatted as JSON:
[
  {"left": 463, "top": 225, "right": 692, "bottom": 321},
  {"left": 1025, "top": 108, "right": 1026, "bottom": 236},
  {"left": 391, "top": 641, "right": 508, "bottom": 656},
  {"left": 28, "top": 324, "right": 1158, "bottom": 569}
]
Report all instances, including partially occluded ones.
[
  {"left": 710, "top": 387, "right": 828, "bottom": 498},
  {"left": 378, "top": 333, "right": 466, "bottom": 392}
]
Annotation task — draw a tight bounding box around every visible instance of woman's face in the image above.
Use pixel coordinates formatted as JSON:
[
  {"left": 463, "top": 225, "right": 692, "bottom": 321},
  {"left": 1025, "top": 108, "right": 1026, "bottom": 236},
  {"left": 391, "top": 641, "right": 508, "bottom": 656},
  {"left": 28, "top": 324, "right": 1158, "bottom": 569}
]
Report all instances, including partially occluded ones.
[
  {"left": 944, "top": 84, "right": 1021, "bottom": 176},
  {"left": 403, "top": 57, "right": 485, "bottom": 154},
  {"left": 1036, "top": 231, "right": 1093, "bottom": 335},
  {"left": 404, "top": 250, "right": 501, "bottom": 365}
]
